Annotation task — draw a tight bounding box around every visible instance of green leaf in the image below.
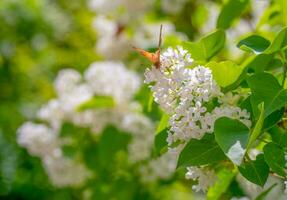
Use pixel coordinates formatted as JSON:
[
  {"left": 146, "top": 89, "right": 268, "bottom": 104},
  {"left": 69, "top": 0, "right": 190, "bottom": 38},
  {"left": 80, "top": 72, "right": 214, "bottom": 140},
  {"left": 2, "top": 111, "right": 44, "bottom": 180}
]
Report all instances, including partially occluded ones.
[
  {"left": 255, "top": 183, "right": 277, "bottom": 200},
  {"left": 206, "top": 61, "right": 244, "bottom": 87},
  {"left": 237, "top": 35, "right": 270, "bottom": 53},
  {"left": 177, "top": 134, "right": 226, "bottom": 168},
  {"left": 263, "top": 142, "right": 286, "bottom": 177},
  {"left": 156, "top": 113, "right": 169, "bottom": 134},
  {"left": 264, "top": 27, "right": 287, "bottom": 54},
  {"left": 183, "top": 29, "right": 225, "bottom": 61},
  {"left": 207, "top": 168, "right": 235, "bottom": 200},
  {"left": 154, "top": 128, "right": 168, "bottom": 155},
  {"left": 147, "top": 93, "right": 153, "bottom": 112},
  {"left": 217, "top": 0, "right": 249, "bottom": 29},
  {"left": 247, "top": 103, "right": 264, "bottom": 150},
  {"left": 99, "top": 126, "right": 131, "bottom": 167},
  {"left": 247, "top": 73, "right": 287, "bottom": 117},
  {"left": 269, "top": 126, "right": 287, "bottom": 148},
  {"left": 242, "top": 54, "right": 274, "bottom": 73},
  {"left": 263, "top": 108, "right": 284, "bottom": 130},
  {"left": 238, "top": 154, "right": 269, "bottom": 187},
  {"left": 214, "top": 117, "right": 249, "bottom": 165},
  {"left": 77, "top": 96, "right": 115, "bottom": 111}
]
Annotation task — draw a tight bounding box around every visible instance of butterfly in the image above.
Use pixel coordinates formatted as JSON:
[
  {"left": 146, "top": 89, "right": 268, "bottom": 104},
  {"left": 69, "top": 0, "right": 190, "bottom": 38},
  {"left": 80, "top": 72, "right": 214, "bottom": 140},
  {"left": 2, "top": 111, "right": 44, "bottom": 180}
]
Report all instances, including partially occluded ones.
[{"left": 133, "top": 25, "right": 163, "bottom": 69}]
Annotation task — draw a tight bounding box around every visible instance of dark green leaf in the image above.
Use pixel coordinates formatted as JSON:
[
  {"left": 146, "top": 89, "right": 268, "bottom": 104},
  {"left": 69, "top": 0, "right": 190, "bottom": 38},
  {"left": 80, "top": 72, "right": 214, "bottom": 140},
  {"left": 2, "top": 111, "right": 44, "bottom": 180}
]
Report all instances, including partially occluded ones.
[
  {"left": 238, "top": 154, "right": 269, "bottom": 187},
  {"left": 247, "top": 73, "right": 287, "bottom": 117},
  {"left": 269, "top": 126, "right": 287, "bottom": 148},
  {"left": 263, "top": 108, "right": 284, "bottom": 130},
  {"left": 77, "top": 96, "right": 115, "bottom": 111},
  {"left": 177, "top": 134, "right": 226, "bottom": 168},
  {"left": 217, "top": 0, "right": 249, "bottom": 29},
  {"left": 263, "top": 142, "right": 286, "bottom": 177},
  {"left": 237, "top": 35, "right": 270, "bottom": 53},
  {"left": 243, "top": 54, "right": 274, "bottom": 73},
  {"left": 214, "top": 117, "right": 249, "bottom": 165},
  {"left": 183, "top": 29, "right": 225, "bottom": 61},
  {"left": 154, "top": 128, "right": 168, "bottom": 155}
]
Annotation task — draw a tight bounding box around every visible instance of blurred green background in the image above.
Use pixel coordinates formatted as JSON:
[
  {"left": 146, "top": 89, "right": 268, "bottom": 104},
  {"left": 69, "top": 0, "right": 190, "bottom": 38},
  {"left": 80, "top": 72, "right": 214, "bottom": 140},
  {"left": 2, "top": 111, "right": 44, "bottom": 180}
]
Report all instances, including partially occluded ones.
[{"left": 1, "top": 0, "right": 287, "bottom": 199}]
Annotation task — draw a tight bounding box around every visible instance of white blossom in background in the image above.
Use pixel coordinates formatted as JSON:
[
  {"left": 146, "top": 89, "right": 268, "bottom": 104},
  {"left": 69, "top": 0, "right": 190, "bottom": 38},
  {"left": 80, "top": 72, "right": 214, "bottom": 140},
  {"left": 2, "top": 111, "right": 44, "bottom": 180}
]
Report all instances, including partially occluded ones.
[
  {"left": 18, "top": 60, "right": 176, "bottom": 186},
  {"left": 88, "top": 0, "right": 153, "bottom": 23},
  {"left": 43, "top": 156, "right": 91, "bottom": 187},
  {"left": 84, "top": 61, "right": 141, "bottom": 103},
  {"left": 231, "top": 197, "right": 250, "bottom": 200},
  {"left": 185, "top": 166, "right": 217, "bottom": 192},
  {"left": 17, "top": 122, "right": 91, "bottom": 187},
  {"left": 140, "top": 150, "right": 179, "bottom": 183},
  {"left": 200, "top": 2, "right": 219, "bottom": 34},
  {"left": 17, "top": 122, "right": 59, "bottom": 157},
  {"left": 133, "top": 22, "right": 187, "bottom": 50},
  {"left": 161, "top": 0, "right": 188, "bottom": 14},
  {"left": 90, "top": 0, "right": 186, "bottom": 60}
]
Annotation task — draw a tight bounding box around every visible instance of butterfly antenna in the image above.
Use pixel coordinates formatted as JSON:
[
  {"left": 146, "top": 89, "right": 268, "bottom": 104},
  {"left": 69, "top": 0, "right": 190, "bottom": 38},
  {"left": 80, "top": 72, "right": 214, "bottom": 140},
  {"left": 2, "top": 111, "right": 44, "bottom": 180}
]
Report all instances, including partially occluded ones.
[{"left": 158, "top": 24, "right": 163, "bottom": 50}]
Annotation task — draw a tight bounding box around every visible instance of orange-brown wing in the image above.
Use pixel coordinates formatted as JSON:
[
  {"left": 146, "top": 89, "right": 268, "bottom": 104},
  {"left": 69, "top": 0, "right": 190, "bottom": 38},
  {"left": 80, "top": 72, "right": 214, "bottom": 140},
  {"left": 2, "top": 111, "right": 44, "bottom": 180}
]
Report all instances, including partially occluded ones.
[{"left": 133, "top": 47, "right": 158, "bottom": 64}]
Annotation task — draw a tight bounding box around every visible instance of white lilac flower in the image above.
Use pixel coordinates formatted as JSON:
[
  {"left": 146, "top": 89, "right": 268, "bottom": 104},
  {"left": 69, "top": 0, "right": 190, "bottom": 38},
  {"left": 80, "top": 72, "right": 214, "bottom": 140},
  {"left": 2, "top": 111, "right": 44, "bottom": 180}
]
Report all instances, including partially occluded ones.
[
  {"left": 37, "top": 99, "right": 63, "bottom": 130},
  {"left": 85, "top": 61, "right": 141, "bottom": 103},
  {"left": 231, "top": 197, "right": 250, "bottom": 200},
  {"left": 133, "top": 22, "right": 176, "bottom": 49},
  {"left": 92, "top": 15, "right": 117, "bottom": 37},
  {"left": 19, "top": 61, "right": 166, "bottom": 186},
  {"left": 161, "top": 0, "right": 188, "bottom": 14},
  {"left": 185, "top": 166, "right": 217, "bottom": 192},
  {"left": 54, "top": 69, "right": 82, "bottom": 95},
  {"left": 144, "top": 46, "right": 193, "bottom": 114},
  {"left": 95, "top": 31, "right": 130, "bottom": 60},
  {"left": 88, "top": 0, "right": 153, "bottom": 22},
  {"left": 17, "top": 122, "right": 58, "bottom": 157},
  {"left": 140, "top": 150, "right": 179, "bottom": 183},
  {"left": 145, "top": 46, "right": 251, "bottom": 144},
  {"left": 43, "top": 156, "right": 91, "bottom": 188}
]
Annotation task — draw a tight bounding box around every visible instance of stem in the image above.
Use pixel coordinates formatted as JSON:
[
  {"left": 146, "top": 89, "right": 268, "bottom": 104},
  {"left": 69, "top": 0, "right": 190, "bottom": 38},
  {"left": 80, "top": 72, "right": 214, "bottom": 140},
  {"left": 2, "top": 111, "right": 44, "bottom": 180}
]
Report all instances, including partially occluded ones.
[
  {"left": 282, "top": 62, "right": 287, "bottom": 86},
  {"left": 281, "top": 52, "right": 287, "bottom": 86}
]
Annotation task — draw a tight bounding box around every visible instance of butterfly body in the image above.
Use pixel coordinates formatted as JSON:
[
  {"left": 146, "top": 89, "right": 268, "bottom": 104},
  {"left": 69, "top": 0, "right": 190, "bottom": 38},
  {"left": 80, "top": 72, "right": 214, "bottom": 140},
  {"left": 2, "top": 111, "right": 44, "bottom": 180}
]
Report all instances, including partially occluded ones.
[{"left": 133, "top": 25, "right": 162, "bottom": 69}]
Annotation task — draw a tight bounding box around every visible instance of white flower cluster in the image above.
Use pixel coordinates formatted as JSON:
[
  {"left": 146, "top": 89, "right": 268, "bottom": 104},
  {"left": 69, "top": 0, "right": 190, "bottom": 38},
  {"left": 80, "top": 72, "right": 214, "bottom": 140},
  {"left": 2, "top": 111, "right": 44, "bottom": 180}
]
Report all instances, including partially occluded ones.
[
  {"left": 17, "top": 61, "right": 159, "bottom": 187},
  {"left": 145, "top": 46, "right": 250, "bottom": 144},
  {"left": 88, "top": 0, "right": 153, "bottom": 23},
  {"left": 89, "top": 0, "right": 187, "bottom": 60},
  {"left": 185, "top": 166, "right": 217, "bottom": 192},
  {"left": 144, "top": 46, "right": 251, "bottom": 191},
  {"left": 139, "top": 150, "right": 179, "bottom": 183},
  {"left": 92, "top": 15, "right": 181, "bottom": 60},
  {"left": 18, "top": 60, "right": 180, "bottom": 185},
  {"left": 38, "top": 61, "right": 141, "bottom": 132},
  {"left": 17, "top": 122, "right": 90, "bottom": 187},
  {"left": 161, "top": 0, "right": 188, "bottom": 14}
]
